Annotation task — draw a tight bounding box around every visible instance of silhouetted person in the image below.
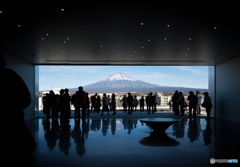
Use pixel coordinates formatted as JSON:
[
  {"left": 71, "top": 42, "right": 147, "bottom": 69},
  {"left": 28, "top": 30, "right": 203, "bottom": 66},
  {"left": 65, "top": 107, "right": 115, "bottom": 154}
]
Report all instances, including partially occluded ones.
[
  {"left": 1, "top": 53, "right": 37, "bottom": 166},
  {"left": 71, "top": 91, "right": 81, "bottom": 119},
  {"left": 187, "top": 91, "right": 198, "bottom": 117},
  {"left": 140, "top": 96, "right": 145, "bottom": 112},
  {"left": 58, "top": 89, "right": 67, "bottom": 119},
  {"left": 133, "top": 95, "right": 138, "bottom": 112},
  {"left": 79, "top": 86, "right": 87, "bottom": 118},
  {"left": 127, "top": 92, "right": 133, "bottom": 114},
  {"left": 111, "top": 93, "right": 116, "bottom": 115},
  {"left": 101, "top": 93, "right": 109, "bottom": 116},
  {"left": 178, "top": 91, "right": 185, "bottom": 116},
  {"left": 64, "top": 88, "right": 71, "bottom": 118},
  {"left": 96, "top": 95, "right": 101, "bottom": 113},
  {"left": 202, "top": 92, "right": 212, "bottom": 120},
  {"left": 56, "top": 89, "right": 64, "bottom": 115},
  {"left": 120, "top": 95, "right": 127, "bottom": 112},
  {"left": 172, "top": 90, "right": 180, "bottom": 115},
  {"left": 71, "top": 86, "right": 86, "bottom": 119},
  {"left": 45, "top": 90, "right": 58, "bottom": 119},
  {"left": 90, "top": 93, "right": 98, "bottom": 113},
  {"left": 148, "top": 92, "right": 155, "bottom": 114}
]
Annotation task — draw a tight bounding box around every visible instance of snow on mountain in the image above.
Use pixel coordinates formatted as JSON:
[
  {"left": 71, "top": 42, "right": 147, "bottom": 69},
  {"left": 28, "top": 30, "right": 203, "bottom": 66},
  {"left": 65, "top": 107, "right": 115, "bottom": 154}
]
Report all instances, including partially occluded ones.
[{"left": 105, "top": 72, "right": 136, "bottom": 81}]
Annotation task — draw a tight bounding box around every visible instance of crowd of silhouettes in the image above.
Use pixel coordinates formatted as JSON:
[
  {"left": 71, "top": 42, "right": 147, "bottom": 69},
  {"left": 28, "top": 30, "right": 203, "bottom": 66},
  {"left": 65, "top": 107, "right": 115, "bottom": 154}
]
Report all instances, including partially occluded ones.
[
  {"left": 171, "top": 90, "right": 212, "bottom": 119},
  {"left": 42, "top": 86, "right": 212, "bottom": 121},
  {"left": 42, "top": 87, "right": 164, "bottom": 119}
]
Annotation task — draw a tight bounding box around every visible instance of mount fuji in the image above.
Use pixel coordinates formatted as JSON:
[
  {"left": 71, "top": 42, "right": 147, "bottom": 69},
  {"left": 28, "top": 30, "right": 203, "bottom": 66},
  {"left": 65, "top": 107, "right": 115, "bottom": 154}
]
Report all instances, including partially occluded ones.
[
  {"left": 81, "top": 72, "right": 161, "bottom": 93},
  {"left": 67, "top": 72, "right": 204, "bottom": 93},
  {"left": 67, "top": 72, "right": 207, "bottom": 93}
]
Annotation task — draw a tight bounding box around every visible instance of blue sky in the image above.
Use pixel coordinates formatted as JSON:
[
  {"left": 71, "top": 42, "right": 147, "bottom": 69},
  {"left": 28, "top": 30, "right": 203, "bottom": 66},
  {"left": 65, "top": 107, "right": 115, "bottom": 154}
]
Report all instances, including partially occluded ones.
[{"left": 38, "top": 65, "right": 209, "bottom": 91}]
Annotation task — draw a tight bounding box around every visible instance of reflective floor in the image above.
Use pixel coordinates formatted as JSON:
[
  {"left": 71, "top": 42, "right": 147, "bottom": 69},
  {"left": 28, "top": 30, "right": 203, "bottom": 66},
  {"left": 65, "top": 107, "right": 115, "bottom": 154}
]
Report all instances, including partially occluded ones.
[
  {"left": 30, "top": 111, "right": 240, "bottom": 167},
  {"left": 32, "top": 116, "right": 219, "bottom": 167}
]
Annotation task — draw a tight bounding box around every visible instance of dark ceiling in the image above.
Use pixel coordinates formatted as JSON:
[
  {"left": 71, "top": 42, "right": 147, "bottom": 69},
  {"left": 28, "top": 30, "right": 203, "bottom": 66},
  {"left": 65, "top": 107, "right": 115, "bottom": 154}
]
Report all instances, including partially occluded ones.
[{"left": 1, "top": 2, "right": 240, "bottom": 65}]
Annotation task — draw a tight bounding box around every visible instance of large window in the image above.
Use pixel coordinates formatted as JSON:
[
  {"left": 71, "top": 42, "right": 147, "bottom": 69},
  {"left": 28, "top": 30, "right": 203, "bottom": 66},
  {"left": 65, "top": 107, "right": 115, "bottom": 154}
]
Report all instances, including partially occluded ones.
[{"left": 38, "top": 65, "right": 210, "bottom": 112}]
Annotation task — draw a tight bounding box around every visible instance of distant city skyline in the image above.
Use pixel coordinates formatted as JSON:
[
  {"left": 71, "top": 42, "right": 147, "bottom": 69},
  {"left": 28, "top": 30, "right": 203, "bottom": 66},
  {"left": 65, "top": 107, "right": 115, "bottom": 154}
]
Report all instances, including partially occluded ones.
[{"left": 38, "top": 65, "right": 210, "bottom": 91}]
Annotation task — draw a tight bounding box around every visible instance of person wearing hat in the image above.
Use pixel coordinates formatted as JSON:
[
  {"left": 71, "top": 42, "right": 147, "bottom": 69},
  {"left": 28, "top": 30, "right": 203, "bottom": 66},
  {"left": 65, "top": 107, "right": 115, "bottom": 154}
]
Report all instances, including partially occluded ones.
[{"left": 202, "top": 92, "right": 212, "bottom": 120}]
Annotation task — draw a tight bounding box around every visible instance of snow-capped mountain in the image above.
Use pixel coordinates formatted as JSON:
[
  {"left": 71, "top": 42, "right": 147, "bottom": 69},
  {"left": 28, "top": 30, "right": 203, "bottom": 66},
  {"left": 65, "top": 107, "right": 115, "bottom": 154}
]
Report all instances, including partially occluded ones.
[
  {"left": 68, "top": 72, "right": 207, "bottom": 93},
  {"left": 81, "top": 72, "right": 170, "bottom": 93}
]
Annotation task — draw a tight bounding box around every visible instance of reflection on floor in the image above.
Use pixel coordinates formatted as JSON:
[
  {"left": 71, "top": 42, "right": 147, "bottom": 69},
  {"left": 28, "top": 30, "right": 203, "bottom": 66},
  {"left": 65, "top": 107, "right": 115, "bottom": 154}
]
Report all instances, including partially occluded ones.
[{"left": 31, "top": 115, "right": 240, "bottom": 167}]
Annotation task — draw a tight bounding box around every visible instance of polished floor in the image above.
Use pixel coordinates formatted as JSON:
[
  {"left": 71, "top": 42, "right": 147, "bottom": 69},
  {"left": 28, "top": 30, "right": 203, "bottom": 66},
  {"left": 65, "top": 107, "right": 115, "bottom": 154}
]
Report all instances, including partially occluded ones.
[{"left": 32, "top": 112, "right": 240, "bottom": 167}]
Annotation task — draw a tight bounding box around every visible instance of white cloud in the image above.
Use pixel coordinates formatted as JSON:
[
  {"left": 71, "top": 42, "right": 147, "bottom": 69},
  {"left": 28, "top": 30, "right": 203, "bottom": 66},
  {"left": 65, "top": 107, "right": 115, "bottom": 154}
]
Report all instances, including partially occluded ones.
[{"left": 172, "top": 66, "right": 207, "bottom": 75}]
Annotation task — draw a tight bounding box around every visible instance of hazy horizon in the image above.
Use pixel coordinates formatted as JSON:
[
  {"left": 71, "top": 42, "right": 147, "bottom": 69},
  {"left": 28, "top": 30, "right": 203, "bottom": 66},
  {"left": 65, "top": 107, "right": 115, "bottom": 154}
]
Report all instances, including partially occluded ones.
[{"left": 39, "top": 65, "right": 209, "bottom": 91}]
